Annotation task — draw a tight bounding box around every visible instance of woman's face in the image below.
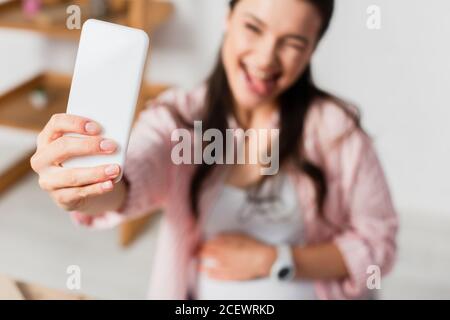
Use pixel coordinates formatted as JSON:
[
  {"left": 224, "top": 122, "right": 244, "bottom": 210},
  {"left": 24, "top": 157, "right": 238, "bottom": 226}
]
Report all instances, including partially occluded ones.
[{"left": 223, "top": 0, "right": 323, "bottom": 110}]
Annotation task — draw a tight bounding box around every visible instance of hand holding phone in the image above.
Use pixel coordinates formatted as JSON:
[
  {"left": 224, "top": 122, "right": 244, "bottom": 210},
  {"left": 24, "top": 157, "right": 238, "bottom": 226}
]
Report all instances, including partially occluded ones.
[
  {"left": 30, "top": 20, "right": 149, "bottom": 213},
  {"left": 63, "top": 19, "right": 150, "bottom": 182}
]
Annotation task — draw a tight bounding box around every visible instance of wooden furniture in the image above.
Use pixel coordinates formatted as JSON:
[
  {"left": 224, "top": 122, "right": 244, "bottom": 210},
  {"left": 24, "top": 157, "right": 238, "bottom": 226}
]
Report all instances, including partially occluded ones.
[
  {"left": 0, "top": 150, "right": 34, "bottom": 196},
  {"left": 119, "top": 211, "right": 160, "bottom": 247},
  {"left": 0, "top": 72, "right": 166, "bottom": 246},
  {"left": 0, "top": 0, "right": 174, "bottom": 246},
  {"left": 0, "top": 274, "right": 89, "bottom": 300},
  {"left": 0, "top": 0, "right": 174, "bottom": 39},
  {"left": 0, "top": 72, "right": 169, "bottom": 132},
  {"left": 0, "top": 73, "right": 71, "bottom": 132}
]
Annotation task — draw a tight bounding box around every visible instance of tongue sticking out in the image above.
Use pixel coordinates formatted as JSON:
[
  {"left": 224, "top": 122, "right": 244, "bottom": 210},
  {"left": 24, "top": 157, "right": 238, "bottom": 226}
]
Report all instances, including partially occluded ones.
[{"left": 249, "top": 75, "right": 276, "bottom": 96}]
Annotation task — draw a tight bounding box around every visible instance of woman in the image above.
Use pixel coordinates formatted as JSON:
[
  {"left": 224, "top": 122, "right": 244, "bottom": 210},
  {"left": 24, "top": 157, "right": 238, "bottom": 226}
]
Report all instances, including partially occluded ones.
[{"left": 31, "top": 0, "right": 398, "bottom": 299}]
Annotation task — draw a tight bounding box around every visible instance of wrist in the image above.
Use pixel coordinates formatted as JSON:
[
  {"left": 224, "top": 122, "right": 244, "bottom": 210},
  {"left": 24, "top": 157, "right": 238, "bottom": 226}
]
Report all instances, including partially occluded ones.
[
  {"left": 270, "top": 245, "right": 296, "bottom": 281},
  {"left": 257, "top": 245, "right": 277, "bottom": 278},
  {"left": 292, "top": 246, "right": 305, "bottom": 279}
]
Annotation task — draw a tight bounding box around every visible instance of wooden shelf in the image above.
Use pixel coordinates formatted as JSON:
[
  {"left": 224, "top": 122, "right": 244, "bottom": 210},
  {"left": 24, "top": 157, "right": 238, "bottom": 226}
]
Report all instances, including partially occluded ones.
[
  {"left": 0, "top": 72, "right": 169, "bottom": 133},
  {"left": 0, "top": 72, "right": 169, "bottom": 248},
  {"left": 0, "top": 145, "right": 34, "bottom": 196},
  {"left": 119, "top": 213, "right": 155, "bottom": 247},
  {"left": 0, "top": 0, "right": 174, "bottom": 247},
  {"left": 0, "top": 274, "right": 89, "bottom": 300},
  {"left": 0, "top": 74, "right": 69, "bottom": 132},
  {"left": 0, "top": 0, "right": 174, "bottom": 40}
]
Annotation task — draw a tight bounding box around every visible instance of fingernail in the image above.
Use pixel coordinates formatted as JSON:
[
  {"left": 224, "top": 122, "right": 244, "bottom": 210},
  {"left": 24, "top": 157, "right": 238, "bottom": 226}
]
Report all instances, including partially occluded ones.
[
  {"left": 101, "top": 181, "right": 113, "bottom": 190},
  {"left": 85, "top": 122, "right": 99, "bottom": 134},
  {"left": 100, "top": 139, "right": 116, "bottom": 152},
  {"left": 105, "top": 165, "right": 119, "bottom": 176}
]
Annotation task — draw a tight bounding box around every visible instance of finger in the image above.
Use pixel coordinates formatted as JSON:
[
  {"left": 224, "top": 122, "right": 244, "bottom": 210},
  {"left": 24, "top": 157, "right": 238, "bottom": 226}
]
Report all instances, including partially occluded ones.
[
  {"left": 203, "top": 235, "right": 229, "bottom": 246},
  {"left": 80, "top": 215, "right": 94, "bottom": 226},
  {"left": 39, "top": 164, "right": 121, "bottom": 191},
  {"left": 73, "top": 211, "right": 106, "bottom": 225},
  {"left": 52, "top": 180, "right": 114, "bottom": 211},
  {"left": 32, "top": 136, "right": 117, "bottom": 171},
  {"left": 205, "top": 269, "right": 227, "bottom": 280},
  {"left": 38, "top": 113, "right": 101, "bottom": 148},
  {"left": 201, "top": 237, "right": 229, "bottom": 249},
  {"left": 207, "top": 271, "right": 237, "bottom": 281},
  {"left": 72, "top": 211, "right": 94, "bottom": 226},
  {"left": 199, "top": 265, "right": 233, "bottom": 281},
  {"left": 198, "top": 264, "right": 217, "bottom": 274},
  {"left": 198, "top": 243, "right": 221, "bottom": 257},
  {"left": 209, "top": 233, "right": 237, "bottom": 244},
  {"left": 198, "top": 257, "right": 224, "bottom": 272},
  {"left": 198, "top": 247, "right": 228, "bottom": 266},
  {"left": 213, "top": 232, "right": 246, "bottom": 242}
]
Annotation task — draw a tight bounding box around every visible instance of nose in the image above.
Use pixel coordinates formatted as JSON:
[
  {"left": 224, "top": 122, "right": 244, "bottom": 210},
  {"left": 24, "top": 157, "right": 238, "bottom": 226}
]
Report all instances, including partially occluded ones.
[{"left": 254, "top": 37, "right": 279, "bottom": 72}]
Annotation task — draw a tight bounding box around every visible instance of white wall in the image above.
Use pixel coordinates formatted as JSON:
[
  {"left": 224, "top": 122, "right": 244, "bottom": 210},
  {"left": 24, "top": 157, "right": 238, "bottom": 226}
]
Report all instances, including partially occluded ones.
[
  {"left": 1, "top": 0, "right": 449, "bottom": 215},
  {"left": 312, "top": 0, "right": 450, "bottom": 215}
]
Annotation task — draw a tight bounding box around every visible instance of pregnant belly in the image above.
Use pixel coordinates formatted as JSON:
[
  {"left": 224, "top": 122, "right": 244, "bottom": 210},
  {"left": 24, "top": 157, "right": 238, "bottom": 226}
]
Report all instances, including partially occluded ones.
[{"left": 195, "top": 273, "right": 317, "bottom": 300}]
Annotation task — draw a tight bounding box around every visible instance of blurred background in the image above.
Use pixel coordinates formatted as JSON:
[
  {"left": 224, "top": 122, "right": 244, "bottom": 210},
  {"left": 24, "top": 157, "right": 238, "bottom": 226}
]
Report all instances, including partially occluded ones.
[{"left": 0, "top": 0, "right": 449, "bottom": 299}]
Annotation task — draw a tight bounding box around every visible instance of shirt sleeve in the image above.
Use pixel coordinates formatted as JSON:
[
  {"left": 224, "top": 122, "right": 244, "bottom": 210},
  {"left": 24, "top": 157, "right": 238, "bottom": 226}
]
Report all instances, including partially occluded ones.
[
  {"left": 308, "top": 100, "right": 398, "bottom": 299},
  {"left": 332, "top": 129, "right": 399, "bottom": 298}
]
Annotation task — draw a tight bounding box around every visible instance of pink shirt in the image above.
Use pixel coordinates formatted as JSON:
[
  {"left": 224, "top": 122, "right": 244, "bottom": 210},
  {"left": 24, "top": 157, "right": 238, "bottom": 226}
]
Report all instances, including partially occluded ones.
[{"left": 72, "top": 85, "right": 398, "bottom": 300}]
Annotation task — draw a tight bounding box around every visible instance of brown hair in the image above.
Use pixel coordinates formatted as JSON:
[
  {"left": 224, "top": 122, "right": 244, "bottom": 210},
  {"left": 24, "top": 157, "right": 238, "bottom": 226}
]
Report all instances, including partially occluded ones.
[{"left": 190, "top": 0, "right": 360, "bottom": 220}]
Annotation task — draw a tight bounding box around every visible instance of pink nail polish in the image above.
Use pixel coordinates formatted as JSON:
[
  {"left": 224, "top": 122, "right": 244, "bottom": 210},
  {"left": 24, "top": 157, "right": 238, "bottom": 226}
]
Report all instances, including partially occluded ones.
[
  {"left": 85, "top": 122, "right": 99, "bottom": 134},
  {"left": 100, "top": 139, "right": 116, "bottom": 152},
  {"left": 105, "top": 165, "right": 119, "bottom": 176}
]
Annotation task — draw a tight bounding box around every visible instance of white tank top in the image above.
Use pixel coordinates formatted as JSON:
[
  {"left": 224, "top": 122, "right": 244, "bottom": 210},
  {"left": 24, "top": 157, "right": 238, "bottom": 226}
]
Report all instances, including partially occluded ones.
[{"left": 193, "top": 173, "right": 317, "bottom": 300}]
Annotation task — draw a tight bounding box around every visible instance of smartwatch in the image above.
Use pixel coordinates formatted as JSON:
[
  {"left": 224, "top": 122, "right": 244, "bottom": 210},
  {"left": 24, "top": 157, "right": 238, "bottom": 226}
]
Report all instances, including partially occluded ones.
[{"left": 270, "top": 245, "right": 296, "bottom": 281}]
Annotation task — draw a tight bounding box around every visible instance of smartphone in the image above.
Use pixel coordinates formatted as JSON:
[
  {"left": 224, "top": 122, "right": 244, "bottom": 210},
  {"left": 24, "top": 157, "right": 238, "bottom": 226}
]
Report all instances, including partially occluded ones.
[{"left": 63, "top": 19, "right": 149, "bottom": 182}]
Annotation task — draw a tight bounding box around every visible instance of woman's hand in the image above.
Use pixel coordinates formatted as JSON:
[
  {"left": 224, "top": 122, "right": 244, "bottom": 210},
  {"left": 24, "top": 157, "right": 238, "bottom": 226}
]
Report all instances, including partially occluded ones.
[
  {"left": 198, "top": 233, "right": 276, "bottom": 281},
  {"left": 30, "top": 113, "right": 121, "bottom": 213}
]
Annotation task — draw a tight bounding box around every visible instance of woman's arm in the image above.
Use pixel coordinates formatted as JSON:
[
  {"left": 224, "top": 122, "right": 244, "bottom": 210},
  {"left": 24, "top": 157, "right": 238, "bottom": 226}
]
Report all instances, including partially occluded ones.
[
  {"left": 292, "top": 243, "right": 348, "bottom": 280},
  {"left": 259, "top": 242, "right": 350, "bottom": 280},
  {"left": 198, "top": 233, "right": 348, "bottom": 281}
]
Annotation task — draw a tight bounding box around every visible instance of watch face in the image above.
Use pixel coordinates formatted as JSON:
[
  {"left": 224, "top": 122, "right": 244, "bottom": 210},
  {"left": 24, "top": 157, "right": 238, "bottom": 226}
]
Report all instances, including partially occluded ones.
[{"left": 278, "top": 266, "right": 294, "bottom": 280}]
